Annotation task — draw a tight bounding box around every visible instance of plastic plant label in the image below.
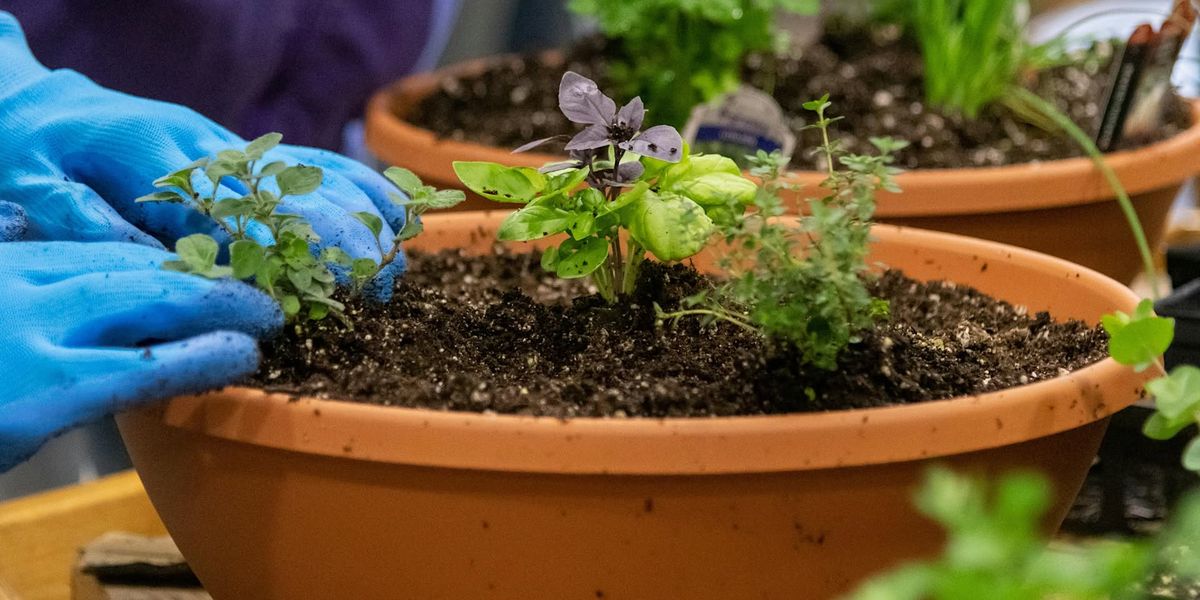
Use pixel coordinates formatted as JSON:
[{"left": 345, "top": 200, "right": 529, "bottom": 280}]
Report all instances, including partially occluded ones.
[{"left": 681, "top": 85, "right": 796, "bottom": 168}]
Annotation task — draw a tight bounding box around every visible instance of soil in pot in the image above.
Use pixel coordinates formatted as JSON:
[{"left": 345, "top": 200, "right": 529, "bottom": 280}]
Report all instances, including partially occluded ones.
[
  {"left": 252, "top": 249, "right": 1107, "bottom": 417},
  {"left": 404, "top": 23, "right": 1193, "bottom": 171}
]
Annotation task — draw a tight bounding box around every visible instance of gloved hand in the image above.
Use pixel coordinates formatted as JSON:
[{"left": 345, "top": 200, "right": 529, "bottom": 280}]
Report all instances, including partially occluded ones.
[
  {"left": 0, "top": 241, "right": 284, "bottom": 470},
  {"left": 0, "top": 11, "right": 407, "bottom": 301},
  {"left": 0, "top": 201, "right": 27, "bottom": 243}
]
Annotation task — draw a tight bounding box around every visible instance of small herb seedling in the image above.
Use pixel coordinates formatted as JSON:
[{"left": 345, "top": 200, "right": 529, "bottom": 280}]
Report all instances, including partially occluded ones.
[
  {"left": 138, "top": 133, "right": 464, "bottom": 325},
  {"left": 660, "top": 96, "right": 904, "bottom": 370},
  {"left": 454, "top": 71, "right": 757, "bottom": 303},
  {"left": 350, "top": 167, "right": 466, "bottom": 290},
  {"left": 137, "top": 133, "right": 348, "bottom": 323}
]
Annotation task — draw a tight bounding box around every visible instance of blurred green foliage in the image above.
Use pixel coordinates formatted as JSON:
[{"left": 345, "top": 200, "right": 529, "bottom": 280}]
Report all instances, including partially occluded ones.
[
  {"left": 847, "top": 468, "right": 1200, "bottom": 600},
  {"left": 569, "top": 0, "right": 818, "bottom": 128}
]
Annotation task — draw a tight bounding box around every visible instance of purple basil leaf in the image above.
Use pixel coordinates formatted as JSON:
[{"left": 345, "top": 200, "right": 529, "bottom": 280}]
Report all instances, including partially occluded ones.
[
  {"left": 615, "top": 97, "right": 645, "bottom": 131},
  {"left": 513, "top": 135, "right": 566, "bottom": 154},
  {"left": 538, "top": 161, "right": 583, "bottom": 174},
  {"left": 616, "top": 161, "right": 645, "bottom": 182},
  {"left": 564, "top": 124, "right": 612, "bottom": 151},
  {"left": 619, "top": 125, "right": 684, "bottom": 162},
  {"left": 558, "top": 71, "right": 616, "bottom": 126}
]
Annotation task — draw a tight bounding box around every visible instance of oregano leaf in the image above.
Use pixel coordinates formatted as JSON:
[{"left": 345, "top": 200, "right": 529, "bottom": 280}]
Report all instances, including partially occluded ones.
[
  {"left": 383, "top": 166, "right": 424, "bottom": 195},
  {"left": 174, "top": 234, "right": 220, "bottom": 274},
  {"left": 258, "top": 161, "right": 288, "bottom": 178},
  {"left": 245, "top": 132, "right": 283, "bottom": 160},
  {"left": 229, "top": 239, "right": 266, "bottom": 279},
  {"left": 396, "top": 217, "right": 425, "bottom": 242},
  {"left": 135, "top": 191, "right": 186, "bottom": 204},
  {"left": 321, "top": 247, "right": 355, "bottom": 268},
  {"left": 353, "top": 211, "right": 384, "bottom": 240},
  {"left": 280, "top": 295, "right": 301, "bottom": 316},
  {"left": 276, "top": 165, "right": 323, "bottom": 197}
]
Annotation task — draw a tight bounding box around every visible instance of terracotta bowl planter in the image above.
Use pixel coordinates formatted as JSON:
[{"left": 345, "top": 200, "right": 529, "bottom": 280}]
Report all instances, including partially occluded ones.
[
  {"left": 118, "top": 212, "right": 1153, "bottom": 600},
  {"left": 364, "top": 57, "right": 1200, "bottom": 282}
]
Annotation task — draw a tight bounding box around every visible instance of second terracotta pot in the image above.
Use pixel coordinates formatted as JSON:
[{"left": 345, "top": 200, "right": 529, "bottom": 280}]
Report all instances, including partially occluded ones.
[
  {"left": 119, "top": 212, "right": 1152, "bottom": 600},
  {"left": 364, "top": 57, "right": 1200, "bottom": 282}
]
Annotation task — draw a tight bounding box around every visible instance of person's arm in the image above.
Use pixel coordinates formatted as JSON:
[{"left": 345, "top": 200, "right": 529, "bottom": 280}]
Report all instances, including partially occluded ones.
[
  {"left": 0, "top": 204, "right": 283, "bottom": 470},
  {"left": 5, "top": 0, "right": 460, "bottom": 150},
  {"left": 0, "top": 11, "right": 409, "bottom": 300}
]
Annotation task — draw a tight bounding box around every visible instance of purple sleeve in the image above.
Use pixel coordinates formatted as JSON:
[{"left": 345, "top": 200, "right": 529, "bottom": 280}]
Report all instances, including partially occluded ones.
[{"left": 3, "top": 0, "right": 455, "bottom": 150}]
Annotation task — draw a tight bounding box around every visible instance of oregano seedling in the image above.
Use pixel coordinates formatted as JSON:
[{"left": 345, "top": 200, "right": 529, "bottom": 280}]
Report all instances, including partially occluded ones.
[{"left": 138, "top": 133, "right": 465, "bottom": 326}]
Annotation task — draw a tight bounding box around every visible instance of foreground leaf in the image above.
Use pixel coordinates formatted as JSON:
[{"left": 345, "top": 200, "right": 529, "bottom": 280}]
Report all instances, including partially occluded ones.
[
  {"left": 229, "top": 239, "right": 266, "bottom": 279},
  {"left": 276, "top": 165, "right": 323, "bottom": 197}
]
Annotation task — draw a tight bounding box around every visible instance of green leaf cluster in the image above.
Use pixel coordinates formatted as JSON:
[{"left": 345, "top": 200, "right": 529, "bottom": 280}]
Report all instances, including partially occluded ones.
[
  {"left": 1102, "top": 300, "right": 1174, "bottom": 373},
  {"left": 1100, "top": 300, "right": 1200, "bottom": 472},
  {"left": 846, "top": 467, "right": 1200, "bottom": 600},
  {"left": 138, "top": 135, "right": 464, "bottom": 325},
  {"left": 454, "top": 144, "right": 753, "bottom": 303},
  {"left": 138, "top": 133, "right": 349, "bottom": 323},
  {"left": 367, "top": 166, "right": 466, "bottom": 287},
  {"left": 664, "top": 98, "right": 901, "bottom": 370},
  {"left": 568, "top": 0, "right": 818, "bottom": 128}
]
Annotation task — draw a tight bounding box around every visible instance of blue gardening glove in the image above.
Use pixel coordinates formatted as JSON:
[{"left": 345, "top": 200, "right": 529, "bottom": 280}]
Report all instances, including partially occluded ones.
[
  {"left": 0, "top": 12, "right": 407, "bottom": 301},
  {"left": 0, "top": 201, "right": 27, "bottom": 243},
  {"left": 0, "top": 241, "right": 284, "bottom": 470}
]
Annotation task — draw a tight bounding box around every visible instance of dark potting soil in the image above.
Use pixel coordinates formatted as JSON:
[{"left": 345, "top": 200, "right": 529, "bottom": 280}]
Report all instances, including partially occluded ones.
[
  {"left": 252, "top": 250, "right": 1107, "bottom": 417},
  {"left": 405, "top": 24, "right": 1193, "bottom": 171}
]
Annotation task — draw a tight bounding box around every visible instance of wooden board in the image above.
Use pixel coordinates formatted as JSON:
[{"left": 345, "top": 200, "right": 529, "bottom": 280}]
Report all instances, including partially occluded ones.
[{"left": 0, "top": 472, "right": 166, "bottom": 600}]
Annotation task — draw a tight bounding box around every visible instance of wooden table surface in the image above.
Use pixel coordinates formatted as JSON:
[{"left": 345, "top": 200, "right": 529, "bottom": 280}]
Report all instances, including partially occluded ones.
[{"left": 0, "top": 472, "right": 166, "bottom": 600}]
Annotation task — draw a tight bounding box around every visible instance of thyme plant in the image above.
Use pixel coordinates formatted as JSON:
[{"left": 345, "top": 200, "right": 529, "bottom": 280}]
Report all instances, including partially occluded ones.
[
  {"left": 138, "top": 133, "right": 463, "bottom": 325},
  {"left": 661, "top": 96, "right": 904, "bottom": 369},
  {"left": 454, "top": 71, "right": 757, "bottom": 303}
]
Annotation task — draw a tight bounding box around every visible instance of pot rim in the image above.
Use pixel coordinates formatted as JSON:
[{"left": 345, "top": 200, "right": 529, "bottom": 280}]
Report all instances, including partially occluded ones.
[
  {"left": 366, "top": 53, "right": 1200, "bottom": 217},
  {"left": 133, "top": 217, "right": 1152, "bottom": 476}
]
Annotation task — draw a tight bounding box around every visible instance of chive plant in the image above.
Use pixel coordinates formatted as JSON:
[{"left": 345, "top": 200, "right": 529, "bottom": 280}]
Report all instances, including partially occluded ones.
[
  {"left": 912, "top": 0, "right": 1064, "bottom": 119},
  {"left": 908, "top": 0, "right": 1159, "bottom": 282}
]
